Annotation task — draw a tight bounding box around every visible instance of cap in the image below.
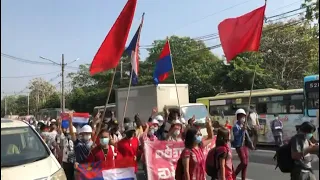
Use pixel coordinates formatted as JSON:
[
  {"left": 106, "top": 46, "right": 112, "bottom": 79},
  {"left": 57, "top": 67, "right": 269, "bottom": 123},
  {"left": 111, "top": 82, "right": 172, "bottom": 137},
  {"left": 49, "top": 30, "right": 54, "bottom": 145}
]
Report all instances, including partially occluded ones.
[
  {"left": 51, "top": 119, "right": 56, "bottom": 123},
  {"left": 154, "top": 115, "right": 164, "bottom": 121}
]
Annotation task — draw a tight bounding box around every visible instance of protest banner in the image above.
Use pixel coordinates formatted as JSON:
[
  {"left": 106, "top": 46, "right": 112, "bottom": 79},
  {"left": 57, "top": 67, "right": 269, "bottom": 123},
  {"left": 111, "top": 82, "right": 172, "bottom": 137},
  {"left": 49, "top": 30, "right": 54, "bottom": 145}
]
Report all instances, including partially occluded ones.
[{"left": 144, "top": 136, "right": 217, "bottom": 180}]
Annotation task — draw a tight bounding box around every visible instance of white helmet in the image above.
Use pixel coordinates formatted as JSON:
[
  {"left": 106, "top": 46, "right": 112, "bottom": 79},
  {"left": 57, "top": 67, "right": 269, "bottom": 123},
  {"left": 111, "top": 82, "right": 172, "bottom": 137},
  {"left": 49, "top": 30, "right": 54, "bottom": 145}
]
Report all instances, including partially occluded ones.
[
  {"left": 66, "top": 126, "right": 77, "bottom": 133},
  {"left": 51, "top": 119, "right": 56, "bottom": 123},
  {"left": 151, "top": 119, "right": 159, "bottom": 125},
  {"left": 154, "top": 115, "right": 164, "bottom": 122},
  {"left": 172, "top": 119, "right": 182, "bottom": 125},
  {"left": 80, "top": 125, "right": 92, "bottom": 133},
  {"left": 235, "top": 109, "right": 246, "bottom": 116}
]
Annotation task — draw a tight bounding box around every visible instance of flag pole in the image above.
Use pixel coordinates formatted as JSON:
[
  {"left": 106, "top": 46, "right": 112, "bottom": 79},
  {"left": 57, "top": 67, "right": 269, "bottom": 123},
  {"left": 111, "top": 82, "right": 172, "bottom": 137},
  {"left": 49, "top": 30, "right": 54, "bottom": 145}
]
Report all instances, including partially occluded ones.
[
  {"left": 122, "top": 12, "right": 144, "bottom": 125},
  {"left": 122, "top": 68, "right": 134, "bottom": 123},
  {"left": 242, "top": 64, "right": 257, "bottom": 146},
  {"left": 167, "top": 37, "right": 181, "bottom": 115},
  {"left": 93, "top": 68, "right": 117, "bottom": 143}
]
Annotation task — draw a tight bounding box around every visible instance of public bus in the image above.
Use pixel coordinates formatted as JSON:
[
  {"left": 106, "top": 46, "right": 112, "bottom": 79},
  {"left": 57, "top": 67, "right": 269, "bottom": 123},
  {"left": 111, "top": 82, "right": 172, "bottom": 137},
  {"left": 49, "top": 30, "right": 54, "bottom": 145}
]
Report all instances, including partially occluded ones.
[
  {"left": 303, "top": 75, "right": 319, "bottom": 117},
  {"left": 196, "top": 88, "right": 305, "bottom": 144},
  {"left": 304, "top": 74, "right": 319, "bottom": 139}
]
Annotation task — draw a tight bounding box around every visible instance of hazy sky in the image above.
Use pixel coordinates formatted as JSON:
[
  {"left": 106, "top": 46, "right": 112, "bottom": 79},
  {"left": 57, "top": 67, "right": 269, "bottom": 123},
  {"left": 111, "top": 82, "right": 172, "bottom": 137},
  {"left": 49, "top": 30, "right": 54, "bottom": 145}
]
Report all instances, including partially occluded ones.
[{"left": 1, "top": 0, "right": 302, "bottom": 98}]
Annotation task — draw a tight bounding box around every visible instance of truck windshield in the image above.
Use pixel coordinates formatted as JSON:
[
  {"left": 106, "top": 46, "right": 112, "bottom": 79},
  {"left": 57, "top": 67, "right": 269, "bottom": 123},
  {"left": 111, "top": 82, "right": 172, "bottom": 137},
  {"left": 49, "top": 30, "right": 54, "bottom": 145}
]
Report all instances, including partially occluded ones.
[
  {"left": 1, "top": 127, "right": 49, "bottom": 168},
  {"left": 181, "top": 105, "right": 208, "bottom": 123}
]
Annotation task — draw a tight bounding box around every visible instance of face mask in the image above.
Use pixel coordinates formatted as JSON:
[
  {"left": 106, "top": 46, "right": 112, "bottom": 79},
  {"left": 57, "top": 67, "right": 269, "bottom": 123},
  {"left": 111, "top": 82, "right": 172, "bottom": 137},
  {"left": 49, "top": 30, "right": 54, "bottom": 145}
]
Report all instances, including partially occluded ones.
[
  {"left": 83, "top": 135, "right": 91, "bottom": 141},
  {"left": 306, "top": 133, "right": 313, "bottom": 140},
  {"left": 173, "top": 130, "right": 180, "bottom": 136},
  {"left": 196, "top": 135, "right": 202, "bottom": 143},
  {"left": 158, "top": 122, "right": 164, "bottom": 126},
  {"left": 100, "top": 138, "right": 110, "bottom": 146},
  {"left": 148, "top": 129, "right": 155, "bottom": 136},
  {"left": 240, "top": 117, "right": 246, "bottom": 123},
  {"left": 154, "top": 127, "right": 159, "bottom": 131},
  {"left": 67, "top": 135, "right": 72, "bottom": 139},
  {"left": 86, "top": 141, "right": 93, "bottom": 149},
  {"left": 275, "top": 117, "right": 279, "bottom": 120}
]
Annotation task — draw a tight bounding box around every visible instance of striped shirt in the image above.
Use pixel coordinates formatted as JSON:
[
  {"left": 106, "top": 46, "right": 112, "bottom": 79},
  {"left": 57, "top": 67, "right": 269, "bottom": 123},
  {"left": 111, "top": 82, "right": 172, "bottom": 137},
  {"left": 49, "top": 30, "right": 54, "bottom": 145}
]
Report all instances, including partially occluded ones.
[
  {"left": 181, "top": 147, "right": 206, "bottom": 180},
  {"left": 74, "top": 139, "right": 91, "bottom": 164}
]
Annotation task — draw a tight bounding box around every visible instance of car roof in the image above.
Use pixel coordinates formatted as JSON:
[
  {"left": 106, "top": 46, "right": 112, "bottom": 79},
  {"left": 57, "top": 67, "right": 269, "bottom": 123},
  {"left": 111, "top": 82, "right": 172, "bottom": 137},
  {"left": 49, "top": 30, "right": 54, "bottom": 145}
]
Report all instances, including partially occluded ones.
[{"left": 1, "top": 118, "right": 29, "bottom": 129}]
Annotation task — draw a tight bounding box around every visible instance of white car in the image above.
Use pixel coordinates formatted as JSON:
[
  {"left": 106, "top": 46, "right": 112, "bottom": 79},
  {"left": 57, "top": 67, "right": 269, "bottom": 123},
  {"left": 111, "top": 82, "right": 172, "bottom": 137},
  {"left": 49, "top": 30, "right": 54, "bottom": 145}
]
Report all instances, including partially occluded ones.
[{"left": 1, "top": 118, "right": 66, "bottom": 180}]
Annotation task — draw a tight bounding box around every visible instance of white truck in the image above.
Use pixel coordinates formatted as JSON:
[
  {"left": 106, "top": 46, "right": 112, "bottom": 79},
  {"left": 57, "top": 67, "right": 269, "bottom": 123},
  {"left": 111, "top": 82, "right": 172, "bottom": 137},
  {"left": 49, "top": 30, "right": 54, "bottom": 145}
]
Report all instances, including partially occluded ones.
[{"left": 115, "top": 84, "right": 209, "bottom": 126}]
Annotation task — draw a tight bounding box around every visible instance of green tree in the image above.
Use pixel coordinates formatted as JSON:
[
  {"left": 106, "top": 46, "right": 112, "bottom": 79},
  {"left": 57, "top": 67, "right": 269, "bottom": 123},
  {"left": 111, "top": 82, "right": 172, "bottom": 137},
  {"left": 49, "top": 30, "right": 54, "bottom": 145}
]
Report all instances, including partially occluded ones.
[
  {"left": 302, "top": 0, "right": 319, "bottom": 21},
  {"left": 260, "top": 20, "right": 319, "bottom": 89}
]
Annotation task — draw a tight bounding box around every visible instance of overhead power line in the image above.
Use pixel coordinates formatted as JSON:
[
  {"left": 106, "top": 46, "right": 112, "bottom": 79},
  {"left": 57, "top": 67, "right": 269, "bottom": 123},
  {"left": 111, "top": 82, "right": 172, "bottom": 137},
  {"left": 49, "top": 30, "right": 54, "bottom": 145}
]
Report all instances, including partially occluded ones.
[
  {"left": 1, "top": 53, "right": 78, "bottom": 70},
  {"left": 1, "top": 71, "right": 60, "bottom": 79}
]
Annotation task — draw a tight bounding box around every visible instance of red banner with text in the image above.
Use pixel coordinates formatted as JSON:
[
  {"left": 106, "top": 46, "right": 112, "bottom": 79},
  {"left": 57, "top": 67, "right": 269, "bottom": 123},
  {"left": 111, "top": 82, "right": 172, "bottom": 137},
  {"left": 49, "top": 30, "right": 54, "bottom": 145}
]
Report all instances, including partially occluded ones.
[{"left": 144, "top": 136, "right": 216, "bottom": 180}]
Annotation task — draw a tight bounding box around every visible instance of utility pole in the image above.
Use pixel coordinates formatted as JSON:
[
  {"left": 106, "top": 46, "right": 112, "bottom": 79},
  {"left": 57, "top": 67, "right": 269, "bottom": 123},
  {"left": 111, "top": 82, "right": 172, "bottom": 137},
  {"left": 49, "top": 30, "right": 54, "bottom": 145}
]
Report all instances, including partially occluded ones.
[
  {"left": 61, "top": 54, "right": 65, "bottom": 113},
  {"left": 39, "top": 55, "right": 79, "bottom": 114},
  {"left": 4, "top": 95, "right": 7, "bottom": 116},
  {"left": 27, "top": 93, "right": 30, "bottom": 115},
  {"left": 120, "top": 61, "right": 123, "bottom": 79}
]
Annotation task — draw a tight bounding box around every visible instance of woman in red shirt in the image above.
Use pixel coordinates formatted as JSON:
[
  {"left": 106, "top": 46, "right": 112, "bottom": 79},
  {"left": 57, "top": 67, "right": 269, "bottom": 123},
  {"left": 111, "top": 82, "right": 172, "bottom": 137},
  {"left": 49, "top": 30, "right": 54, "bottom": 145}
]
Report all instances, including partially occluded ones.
[
  {"left": 117, "top": 121, "right": 139, "bottom": 172},
  {"left": 180, "top": 118, "right": 213, "bottom": 180},
  {"left": 87, "top": 128, "right": 116, "bottom": 163}
]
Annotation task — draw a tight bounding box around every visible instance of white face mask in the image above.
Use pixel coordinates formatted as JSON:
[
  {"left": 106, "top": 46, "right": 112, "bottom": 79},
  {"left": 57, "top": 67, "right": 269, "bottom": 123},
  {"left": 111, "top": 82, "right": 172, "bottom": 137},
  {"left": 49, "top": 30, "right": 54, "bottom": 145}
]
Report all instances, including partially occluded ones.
[
  {"left": 173, "top": 130, "right": 180, "bottom": 136},
  {"left": 275, "top": 117, "right": 279, "bottom": 120},
  {"left": 158, "top": 122, "right": 164, "bottom": 126},
  {"left": 83, "top": 135, "right": 91, "bottom": 141}
]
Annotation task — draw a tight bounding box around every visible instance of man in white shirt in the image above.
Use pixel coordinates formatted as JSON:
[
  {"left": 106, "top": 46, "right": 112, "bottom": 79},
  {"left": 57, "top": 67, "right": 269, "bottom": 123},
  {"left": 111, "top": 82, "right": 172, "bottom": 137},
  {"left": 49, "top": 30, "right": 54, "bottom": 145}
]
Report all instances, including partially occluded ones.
[{"left": 248, "top": 106, "right": 260, "bottom": 148}]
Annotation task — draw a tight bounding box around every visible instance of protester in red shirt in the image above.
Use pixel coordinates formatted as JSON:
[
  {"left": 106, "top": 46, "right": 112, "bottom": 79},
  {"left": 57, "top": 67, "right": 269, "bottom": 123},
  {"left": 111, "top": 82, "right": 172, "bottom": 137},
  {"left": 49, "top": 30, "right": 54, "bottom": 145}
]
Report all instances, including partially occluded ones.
[
  {"left": 117, "top": 119, "right": 139, "bottom": 172},
  {"left": 179, "top": 117, "right": 213, "bottom": 180},
  {"left": 87, "top": 128, "right": 116, "bottom": 163},
  {"left": 225, "top": 119, "right": 232, "bottom": 130}
]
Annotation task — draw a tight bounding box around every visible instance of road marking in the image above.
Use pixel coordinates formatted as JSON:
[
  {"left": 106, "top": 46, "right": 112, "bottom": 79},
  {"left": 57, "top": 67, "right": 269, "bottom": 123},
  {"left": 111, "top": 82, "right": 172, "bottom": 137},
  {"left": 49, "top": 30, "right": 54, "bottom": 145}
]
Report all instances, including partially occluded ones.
[{"left": 236, "top": 177, "right": 254, "bottom": 180}]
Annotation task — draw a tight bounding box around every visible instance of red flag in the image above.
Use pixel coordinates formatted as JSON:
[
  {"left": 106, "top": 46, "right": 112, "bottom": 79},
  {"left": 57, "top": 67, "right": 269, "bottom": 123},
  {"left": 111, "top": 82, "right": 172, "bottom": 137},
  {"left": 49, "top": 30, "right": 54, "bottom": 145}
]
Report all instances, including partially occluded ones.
[
  {"left": 218, "top": 5, "right": 266, "bottom": 62},
  {"left": 89, "top": 0, "right": 137, "bottom": 75}
]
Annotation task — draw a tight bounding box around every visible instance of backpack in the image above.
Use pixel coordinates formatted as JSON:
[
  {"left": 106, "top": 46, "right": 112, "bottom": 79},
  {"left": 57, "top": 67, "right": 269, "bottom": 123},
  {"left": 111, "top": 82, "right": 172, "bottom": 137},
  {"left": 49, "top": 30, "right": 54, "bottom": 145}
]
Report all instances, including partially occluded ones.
[
  {"left": 205, "top": 148, "right": 218, "bottom": 178},
  {"left": 274, "top": 142, "right": 294, "bottom": 173},
  {"left": 206, "top": 146, "right": 228, "bottom": 178}
]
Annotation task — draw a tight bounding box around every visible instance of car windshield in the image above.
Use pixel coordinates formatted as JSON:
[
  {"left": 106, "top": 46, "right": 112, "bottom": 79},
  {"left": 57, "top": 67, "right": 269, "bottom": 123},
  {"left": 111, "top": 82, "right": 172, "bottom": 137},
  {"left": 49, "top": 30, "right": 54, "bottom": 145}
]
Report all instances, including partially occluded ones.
[
  {"left": 181, "top": 105, "right": 208, "bottom": 123},
  {"left": 1, "top": 126, "right": 49, "bottom": 167}
]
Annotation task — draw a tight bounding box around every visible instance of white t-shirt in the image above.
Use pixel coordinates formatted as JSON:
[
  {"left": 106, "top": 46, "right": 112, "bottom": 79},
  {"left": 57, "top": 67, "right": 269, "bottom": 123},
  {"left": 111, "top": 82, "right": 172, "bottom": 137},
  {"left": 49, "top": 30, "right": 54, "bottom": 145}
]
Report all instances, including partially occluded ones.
[
  {"left": 62, "top": 138, "right": 74, "bottom": 163},
  {"left": 249, "top": 112, "right": 259, "bottom": 126}
]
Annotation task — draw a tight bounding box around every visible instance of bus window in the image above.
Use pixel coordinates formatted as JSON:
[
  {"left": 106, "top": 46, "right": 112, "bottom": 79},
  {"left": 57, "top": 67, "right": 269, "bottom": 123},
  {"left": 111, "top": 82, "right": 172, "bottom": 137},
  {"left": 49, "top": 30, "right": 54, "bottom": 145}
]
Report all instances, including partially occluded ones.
[
  {"left": 307, "top": 92, "right": 319, "bottom": 109},
  {"left": 209, "top": 105, "right": 233, "bottom": 116},
  {"left": 267, "top": 102, "right": 287, "bottom": 114},
  {"left": 289, "top": 94, "right": 304, "bottom": 113},
  {"left": 256, "top": 103, "right": 267, "bottom": 114}
]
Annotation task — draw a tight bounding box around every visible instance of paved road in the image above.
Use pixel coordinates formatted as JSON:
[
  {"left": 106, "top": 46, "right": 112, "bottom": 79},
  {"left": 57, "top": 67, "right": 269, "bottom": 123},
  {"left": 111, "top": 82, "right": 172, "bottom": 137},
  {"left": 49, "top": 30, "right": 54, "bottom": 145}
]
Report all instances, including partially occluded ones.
[{"left": 137, "top": 149, "right": 319, "bottom": 180}]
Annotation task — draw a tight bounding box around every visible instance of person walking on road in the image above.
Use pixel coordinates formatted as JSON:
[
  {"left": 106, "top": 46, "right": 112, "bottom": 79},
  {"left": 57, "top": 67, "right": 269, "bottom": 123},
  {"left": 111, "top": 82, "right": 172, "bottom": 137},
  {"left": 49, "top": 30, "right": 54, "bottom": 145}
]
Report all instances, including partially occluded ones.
[
  {"left": 290, "top": 121, "right": 317, "bottom": 180},
  {"left": 271, "top": 114, "right": 283, "bottom": 147},
  {"left": 247, "top": 106, "right": 260, "bottom": 148},
  {"left": 232, "top": 109, "right": 254, "bottom": 180}
]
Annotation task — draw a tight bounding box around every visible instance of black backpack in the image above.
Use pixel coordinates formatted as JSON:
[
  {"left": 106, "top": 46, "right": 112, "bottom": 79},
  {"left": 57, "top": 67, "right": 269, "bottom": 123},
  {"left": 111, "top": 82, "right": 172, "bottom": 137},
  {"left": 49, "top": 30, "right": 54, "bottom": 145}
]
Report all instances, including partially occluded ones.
[{"left": 274, "top": 142, "right": 294, "bottom": 173}]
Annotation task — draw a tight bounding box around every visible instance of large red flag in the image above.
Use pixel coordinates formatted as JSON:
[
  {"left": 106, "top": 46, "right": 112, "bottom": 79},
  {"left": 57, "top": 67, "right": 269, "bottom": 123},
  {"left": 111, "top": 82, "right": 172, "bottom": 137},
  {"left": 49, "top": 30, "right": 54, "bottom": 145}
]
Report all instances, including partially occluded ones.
[
  {"left": 218, "top": 4, "right": 266, "bottom": 62},
  {"left": 89, "top": 0, "right": 137, "bottom": 75}
]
